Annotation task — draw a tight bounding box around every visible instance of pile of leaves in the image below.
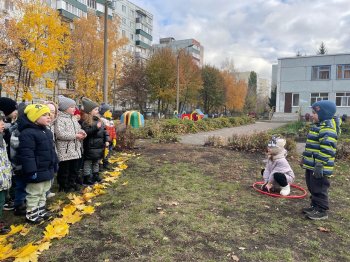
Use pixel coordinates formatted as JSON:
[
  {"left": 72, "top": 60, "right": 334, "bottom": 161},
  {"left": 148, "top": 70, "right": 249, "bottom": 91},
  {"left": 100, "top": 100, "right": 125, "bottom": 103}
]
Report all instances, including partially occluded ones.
[
  {"left": 132, "top": 116, "right": 255, "bottom": 143},
  {"left": 0, "top": 153, "right": 134, "bottom": 262}
]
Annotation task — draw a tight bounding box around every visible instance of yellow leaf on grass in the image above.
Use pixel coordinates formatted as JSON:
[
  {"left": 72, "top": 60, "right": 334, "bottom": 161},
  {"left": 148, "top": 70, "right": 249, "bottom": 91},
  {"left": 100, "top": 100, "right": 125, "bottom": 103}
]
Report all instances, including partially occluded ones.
[
  {"left": 82, "top": 186, "right": 93, "bottom": 194},
  {"left": 8, "top": 225, "right": 25, "bottom": 236},
  {"left": 66, "top": 193, "right": 77, "bottom": 200},
  {"left": 94, "top": 202, "right": 101, "bottom": 207},
  {"left": 70, "top": 196, "right": 85, "bottom": 206},
  {"left": 0, "top": 243, "right": 14, "bottom": 260},
  {"left": 119, "top": 164, "right": 128, "bottom": 170},
  {"left": 93, "top": 189, "right": 106, "bottom": 196},
  {"left": 104, "top": 176, "right": 119, "bottom": 183},
  {"left": 36, "top": 241, "right": 51, "bottom": 252},
  {"left": 75, "top": 204, "right": 87, "bottom": 211},
  {"left": 93, "top": 184, "right": 107, "bottom": 190},
  {"left": 13, "top": 242, "right": 38, "bottom": 262},
  {"left": 48, "top": 200, "right": 64, "bottom": 212},
  {"left": 19, "top": 226, "right": 31, "bottom": 236},
  {"left": 122, "top": 181, "right": 128, "bottom": 186},
  {"left": 82, "top": 206, "right": 95, "bottom": 215},
  {"left": 63, "top": 211, "right": 82, "bottom": 224},
  {"left": 61, "top": 205, "right": 77, "bottom": 217},
  {"left": 83, "top": 192, "right": 96, "bottom": 201},
  {"left": 106, "top": 171, "right": 121, "bottom": 177},
  {"left": 43, "top": 223, "right": 69, "bottom": 241}
]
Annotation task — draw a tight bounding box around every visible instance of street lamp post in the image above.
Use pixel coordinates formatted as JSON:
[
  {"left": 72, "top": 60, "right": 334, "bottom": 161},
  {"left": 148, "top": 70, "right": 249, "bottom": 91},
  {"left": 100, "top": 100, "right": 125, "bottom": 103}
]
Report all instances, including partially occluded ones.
[
  {"left": 176, "top": 44, "right": 193, "bottom": 114},
  {"left": 103, "top": 0, "right": 112, "bottom": 103}
]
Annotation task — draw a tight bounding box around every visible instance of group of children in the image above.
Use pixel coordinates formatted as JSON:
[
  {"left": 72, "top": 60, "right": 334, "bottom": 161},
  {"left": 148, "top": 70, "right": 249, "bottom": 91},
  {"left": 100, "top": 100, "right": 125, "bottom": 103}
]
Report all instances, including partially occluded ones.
[
  {"left": 0, "top": 95, "right": 117, "bottom": 233},
  {"left": 261, "top": 100, "right": 342, "bottom": 220}
]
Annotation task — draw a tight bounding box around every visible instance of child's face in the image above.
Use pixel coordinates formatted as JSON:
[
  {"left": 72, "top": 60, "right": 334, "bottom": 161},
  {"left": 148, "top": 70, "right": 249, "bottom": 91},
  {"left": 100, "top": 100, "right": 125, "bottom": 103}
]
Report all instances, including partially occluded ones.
[
  {"left": 0, "top": 120, "right": 4, "bottom": 133},
  {"left": 47, "top": 104, "right": 57, "bottom": 120},
  {"left": 36, "top": 113, "right": 52, "bottom": 126},
  {"left": 312, "top": 110, "right": 319, "bottom": 123},
  {"left": 65, "top": 105, "right": 76, "bottom": 116},
  {"left": 8, "top": 110, "right": 18, "bottom": 121},
  {"left": 90, "top": 107, "right": 99, "bottom": 116}
]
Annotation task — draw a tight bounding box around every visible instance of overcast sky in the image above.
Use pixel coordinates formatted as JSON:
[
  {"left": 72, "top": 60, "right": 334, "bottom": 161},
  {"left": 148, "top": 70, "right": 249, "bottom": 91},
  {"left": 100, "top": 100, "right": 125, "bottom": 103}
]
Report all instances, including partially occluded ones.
[{"left": 129, "top": 0, "right": 350, "bottom": 80}]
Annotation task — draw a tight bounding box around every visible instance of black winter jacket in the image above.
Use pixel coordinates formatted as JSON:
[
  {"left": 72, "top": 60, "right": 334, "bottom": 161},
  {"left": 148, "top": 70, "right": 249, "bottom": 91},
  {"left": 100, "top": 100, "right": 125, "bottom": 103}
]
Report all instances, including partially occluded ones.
[
  {"left": 18, "top": 115, "right": 58, "bottom": 183},
  {"left": 82, "top": 116, "right": 108, "bottom": 160}
]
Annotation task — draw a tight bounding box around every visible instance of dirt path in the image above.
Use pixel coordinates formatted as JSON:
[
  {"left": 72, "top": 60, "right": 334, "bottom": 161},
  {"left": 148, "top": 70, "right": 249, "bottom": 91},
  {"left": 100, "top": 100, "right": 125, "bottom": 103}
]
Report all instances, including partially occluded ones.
[{"left": 179, "top": 121, "right": 287, "bottom": 145}]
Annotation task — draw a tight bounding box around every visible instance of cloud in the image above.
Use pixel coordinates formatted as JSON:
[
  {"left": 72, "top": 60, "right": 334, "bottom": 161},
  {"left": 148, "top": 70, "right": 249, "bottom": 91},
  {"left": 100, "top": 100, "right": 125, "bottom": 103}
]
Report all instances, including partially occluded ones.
[{"left": 131, "top": 0, "right": 350, "bottom": 79}]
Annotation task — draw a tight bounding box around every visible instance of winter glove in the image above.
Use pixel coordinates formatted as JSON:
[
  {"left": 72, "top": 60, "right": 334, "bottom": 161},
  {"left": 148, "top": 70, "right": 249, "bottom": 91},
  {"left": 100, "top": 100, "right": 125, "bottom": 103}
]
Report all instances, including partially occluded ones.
[
  {"left": 313, "top": 162, "right": 324, "bottom": 179},
  {"left": 112, "top": 139, "right": 116, "bottom": 147}
]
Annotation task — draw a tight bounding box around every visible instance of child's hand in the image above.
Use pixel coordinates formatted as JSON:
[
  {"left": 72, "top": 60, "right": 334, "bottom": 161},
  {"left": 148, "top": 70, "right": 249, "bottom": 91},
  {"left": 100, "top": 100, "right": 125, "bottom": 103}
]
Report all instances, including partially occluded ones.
[
  {"left": 97, "top": 121, "right": 102, "bottom": 128},
  {"left": 313, "top": 162, "right": 324, "bottom": 179},
  {"left": 265, "top": 183, "right": 273, "bottom": 192}
]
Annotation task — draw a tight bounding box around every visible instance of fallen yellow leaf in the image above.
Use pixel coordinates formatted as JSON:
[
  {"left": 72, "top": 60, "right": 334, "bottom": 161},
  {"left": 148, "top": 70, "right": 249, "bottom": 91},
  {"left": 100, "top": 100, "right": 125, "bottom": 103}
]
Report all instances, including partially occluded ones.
[
  {"left": 43, "top": 222, "right": 69, "bottom": 241},
  {"left": 19, "top": 226, "right": 31, "bottom": 236},
  {"left": 122, "top": 181, "right": 128, "bottom": 186},
  {"left": 13, "top": 242, "right": 38, "bottom": 262},
  {"left": 82, "top": 206, "right": 95, "bottom": 215},
  {"left": 61, "top": 205, "right": 77, "bottom": 217},
  {"left": 119, "top": 164, "right": 128, "bottom": 170},
  {"left": 83, "top": 192, "right": 96, "bottom": 201},
  {"left": 36, "top": 241, "right": 51, "bottom": 252}
]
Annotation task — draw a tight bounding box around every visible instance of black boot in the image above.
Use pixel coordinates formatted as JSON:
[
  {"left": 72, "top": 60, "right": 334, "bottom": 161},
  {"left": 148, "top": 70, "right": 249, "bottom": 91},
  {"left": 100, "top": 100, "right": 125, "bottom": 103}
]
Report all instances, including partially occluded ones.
[
  {"left": 83, "top": 176, "right": 94, "bottom": 186},
  {"left": 92, "top": 172, "right": 102, "bottom": 183},
  {"left": 26, "top": 208, "right": 44, "bottom": 224},
  {"left": 14, "top": 203, "right": 27, "bottom": 216}
]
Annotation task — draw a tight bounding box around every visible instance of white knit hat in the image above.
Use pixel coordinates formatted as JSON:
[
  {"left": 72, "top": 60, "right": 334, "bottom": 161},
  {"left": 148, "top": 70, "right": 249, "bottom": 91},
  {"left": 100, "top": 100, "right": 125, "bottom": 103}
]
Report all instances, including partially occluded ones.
[{"left": 268, "top": 136, "right": 286, "bottom": 152}]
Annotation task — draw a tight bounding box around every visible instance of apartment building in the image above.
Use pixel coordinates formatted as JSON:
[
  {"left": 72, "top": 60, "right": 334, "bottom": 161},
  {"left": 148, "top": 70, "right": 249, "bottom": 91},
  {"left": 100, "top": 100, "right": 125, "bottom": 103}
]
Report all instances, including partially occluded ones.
[
  {"left": 153, "top": 37, "right": 204, "bottom": 67},
  {"left": 273, "top": 53, "right": 350, "bottom": 116}
]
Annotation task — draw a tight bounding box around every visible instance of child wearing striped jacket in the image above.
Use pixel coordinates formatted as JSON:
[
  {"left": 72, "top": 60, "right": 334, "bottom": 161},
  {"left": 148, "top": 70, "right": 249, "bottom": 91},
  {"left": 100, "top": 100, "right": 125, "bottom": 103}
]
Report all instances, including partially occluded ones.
[{"left": 301, "top": 100, "right": 342, "bottom": 220}]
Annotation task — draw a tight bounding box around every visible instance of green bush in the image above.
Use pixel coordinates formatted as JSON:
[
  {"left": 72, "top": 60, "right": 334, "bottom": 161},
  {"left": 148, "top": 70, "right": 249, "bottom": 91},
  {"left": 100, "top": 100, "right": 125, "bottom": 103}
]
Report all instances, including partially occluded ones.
[{"left": 336, "top": 139, "right": 350, "bottom": 160}]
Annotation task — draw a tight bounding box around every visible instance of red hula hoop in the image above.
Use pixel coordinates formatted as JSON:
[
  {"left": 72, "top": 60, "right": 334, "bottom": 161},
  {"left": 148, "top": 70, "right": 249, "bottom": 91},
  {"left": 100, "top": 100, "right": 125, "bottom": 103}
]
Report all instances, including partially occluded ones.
[{"left": 252, "top": 181, "right": 307, "bottom": 199}]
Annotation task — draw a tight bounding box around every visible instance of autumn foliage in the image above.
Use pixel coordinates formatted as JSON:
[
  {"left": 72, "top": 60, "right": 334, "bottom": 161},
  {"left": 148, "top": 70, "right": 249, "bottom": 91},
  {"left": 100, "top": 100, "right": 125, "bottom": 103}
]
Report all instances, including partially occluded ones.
[{"left": 221, "top": 70, "right": 247, "bottom": 112}]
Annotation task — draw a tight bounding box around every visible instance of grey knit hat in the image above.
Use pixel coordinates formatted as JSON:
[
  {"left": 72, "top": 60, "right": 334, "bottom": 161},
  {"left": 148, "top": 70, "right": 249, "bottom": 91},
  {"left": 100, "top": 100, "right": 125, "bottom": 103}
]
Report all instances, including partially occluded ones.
[
  {"left": 82, "top": 97, "right": 99, "bottom": 114},
  {"left": 99, "top": 103, "right": 111, "bottom": 116},
  {"left": 58, "top": 95, "right": 76, "bottom": 111}
]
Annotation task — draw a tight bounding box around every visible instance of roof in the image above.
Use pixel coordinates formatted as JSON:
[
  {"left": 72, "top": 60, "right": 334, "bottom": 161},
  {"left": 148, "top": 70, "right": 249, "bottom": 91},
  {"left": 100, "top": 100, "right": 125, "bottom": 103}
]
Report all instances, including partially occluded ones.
[{"left": 278, "top": 53, "right": 350, "bottom": 61}]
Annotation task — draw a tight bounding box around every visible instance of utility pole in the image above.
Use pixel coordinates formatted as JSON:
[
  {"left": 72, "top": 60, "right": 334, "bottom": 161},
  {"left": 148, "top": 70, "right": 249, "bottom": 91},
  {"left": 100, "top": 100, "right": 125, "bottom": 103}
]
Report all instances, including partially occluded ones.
[{"left": 103, "top": 1, "right": 110, "bottom": 103}]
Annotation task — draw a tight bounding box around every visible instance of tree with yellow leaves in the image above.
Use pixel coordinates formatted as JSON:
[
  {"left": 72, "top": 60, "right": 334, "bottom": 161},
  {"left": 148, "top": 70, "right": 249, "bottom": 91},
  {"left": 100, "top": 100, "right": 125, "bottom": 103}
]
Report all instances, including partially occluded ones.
[
  {"left": 222, "top": 70, "right": 247, "bottom": 113},
  {"left": 70, "top": 13, "right": 127, "bottom": 102},
  {"left": 178, "top": 52, "right": 203, "bottom": 112},
  {"left": 0, "top": 0, "right": 71, "bottom": 100}
]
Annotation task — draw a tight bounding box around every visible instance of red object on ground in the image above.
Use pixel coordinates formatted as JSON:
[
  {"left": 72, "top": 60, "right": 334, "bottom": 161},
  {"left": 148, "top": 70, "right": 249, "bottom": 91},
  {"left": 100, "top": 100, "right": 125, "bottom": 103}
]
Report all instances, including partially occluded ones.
[{"left": 252, "top": 181, "right": 307, "bottom": 199}]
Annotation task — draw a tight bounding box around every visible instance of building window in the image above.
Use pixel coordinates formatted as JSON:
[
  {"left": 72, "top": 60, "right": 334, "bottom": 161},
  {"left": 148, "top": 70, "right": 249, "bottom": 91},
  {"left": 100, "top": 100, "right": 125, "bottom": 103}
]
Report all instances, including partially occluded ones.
[
  {"left": 5, "top": 0, "right": 14, "bottom": 11},
  {"left": 87, "top": 0, "right": 96, "bottom": 9},
  {"left": 310, "top": 92, "right": 328, "bottom": 105},
  {"left": 292, "top": 93, "right": 299, "bottom": 106},
  {"left": 312, "top": 65, "right": 331, "bottom": 80},
  {"left": 337, "top": 64, "right": 350, "bottom": 79},
  {"left": 122, "top": 5, "right": 126, "bottom": 12},
  {"left": 336, "top": 92, "right": 350, "bottom": 107},
  {"left": 122, "top": 30, "right": 125, "bottom": 37},
  {"left": 122, "top": 18, "right": 126, "bottom": 24},
  {"left": 130, "top": 34, "right": 134, "bottom": 40}
]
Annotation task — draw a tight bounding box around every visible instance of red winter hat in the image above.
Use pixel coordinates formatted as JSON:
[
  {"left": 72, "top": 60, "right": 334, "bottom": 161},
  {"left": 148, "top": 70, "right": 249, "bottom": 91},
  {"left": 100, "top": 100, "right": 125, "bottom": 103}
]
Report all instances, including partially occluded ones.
[{"left": 73, "top": 108, "right": 81, "bottom": 116}]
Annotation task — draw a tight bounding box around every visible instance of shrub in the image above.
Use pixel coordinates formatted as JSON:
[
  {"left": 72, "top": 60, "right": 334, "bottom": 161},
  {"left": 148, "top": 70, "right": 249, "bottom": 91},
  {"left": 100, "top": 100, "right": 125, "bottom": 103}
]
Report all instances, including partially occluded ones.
[
  {"left": 336, "top": 139, "right": 350, "bottom": 160},
  {"left": 116, "top": 125, "right": 136, "bottom": 151},
  {"left": 227, "top": 132, "right": 296, "bottom": 154}
]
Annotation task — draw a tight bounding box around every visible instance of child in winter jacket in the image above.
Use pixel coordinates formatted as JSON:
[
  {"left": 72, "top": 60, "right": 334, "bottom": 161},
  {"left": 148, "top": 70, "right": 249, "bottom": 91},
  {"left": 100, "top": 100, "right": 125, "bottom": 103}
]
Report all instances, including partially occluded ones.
[
  {"left": 301, "top": 100, "right": 341, "bottom": 220},
  {"left": 9, "top": 103, "right": 28, "bottom": 216},
  {"left": 81, "top": 97, "right": 109, "bottom": 185},
  {"left": 55, "top": 96, "right": 86, "bottom": 192},
  {"left": 0, "top": 111, "right": 12, "bottom": 234},
  {"left": 261, "top": 136, "right": 295, "bottom": 196},
  {"left": 99, "top": 103, "right": 115, "bottom": 170},
  {"left": 18, "top": 104, "right": 58, "bottom": 223}
]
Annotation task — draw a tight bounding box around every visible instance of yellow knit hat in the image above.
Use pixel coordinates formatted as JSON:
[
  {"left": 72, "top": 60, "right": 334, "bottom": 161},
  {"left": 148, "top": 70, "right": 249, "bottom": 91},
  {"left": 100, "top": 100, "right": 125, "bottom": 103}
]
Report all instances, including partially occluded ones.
[
  {"left": 103, "top": 110, "right": 112, "bottom": 119},
  {"left": 24, "top": 104, "right": 50, "bottom": 123}
]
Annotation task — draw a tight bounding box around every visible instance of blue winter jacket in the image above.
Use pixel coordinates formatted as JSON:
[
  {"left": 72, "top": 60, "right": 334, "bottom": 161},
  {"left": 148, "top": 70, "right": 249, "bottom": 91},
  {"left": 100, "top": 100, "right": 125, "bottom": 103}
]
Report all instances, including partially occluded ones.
[{"left": 18, "top": 115, "right": 58, "bottom": 183}]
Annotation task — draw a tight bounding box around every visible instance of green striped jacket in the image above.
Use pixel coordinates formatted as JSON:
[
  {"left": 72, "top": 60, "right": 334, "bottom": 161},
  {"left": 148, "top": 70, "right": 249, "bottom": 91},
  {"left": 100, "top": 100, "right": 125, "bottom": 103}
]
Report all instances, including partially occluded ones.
[{"left": 302, "top": 117, "right": 342, "bottom": 176}]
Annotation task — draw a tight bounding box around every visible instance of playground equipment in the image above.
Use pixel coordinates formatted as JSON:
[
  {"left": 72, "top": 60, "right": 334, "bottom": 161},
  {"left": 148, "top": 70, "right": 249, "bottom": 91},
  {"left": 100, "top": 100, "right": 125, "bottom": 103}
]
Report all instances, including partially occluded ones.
[
  {"left": 181, "top": 109, "right": 205, "bottom": 121},
  {"left": 120, "top": 111, "right": 144, "bottom": 128}
]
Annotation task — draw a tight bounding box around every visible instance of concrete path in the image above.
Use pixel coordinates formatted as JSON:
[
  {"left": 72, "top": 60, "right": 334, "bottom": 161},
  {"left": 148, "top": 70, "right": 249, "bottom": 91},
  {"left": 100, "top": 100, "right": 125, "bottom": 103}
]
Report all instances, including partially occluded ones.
[{"left": 179, "top": 121, "right": 287, "bottom": 145}]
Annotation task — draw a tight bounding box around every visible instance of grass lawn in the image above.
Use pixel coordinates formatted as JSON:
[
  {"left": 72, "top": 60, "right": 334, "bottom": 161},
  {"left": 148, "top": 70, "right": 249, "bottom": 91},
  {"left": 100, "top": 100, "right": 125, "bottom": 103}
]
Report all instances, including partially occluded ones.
[{"left": 5, "top": 142, "right": 350, "bottom": 261}]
